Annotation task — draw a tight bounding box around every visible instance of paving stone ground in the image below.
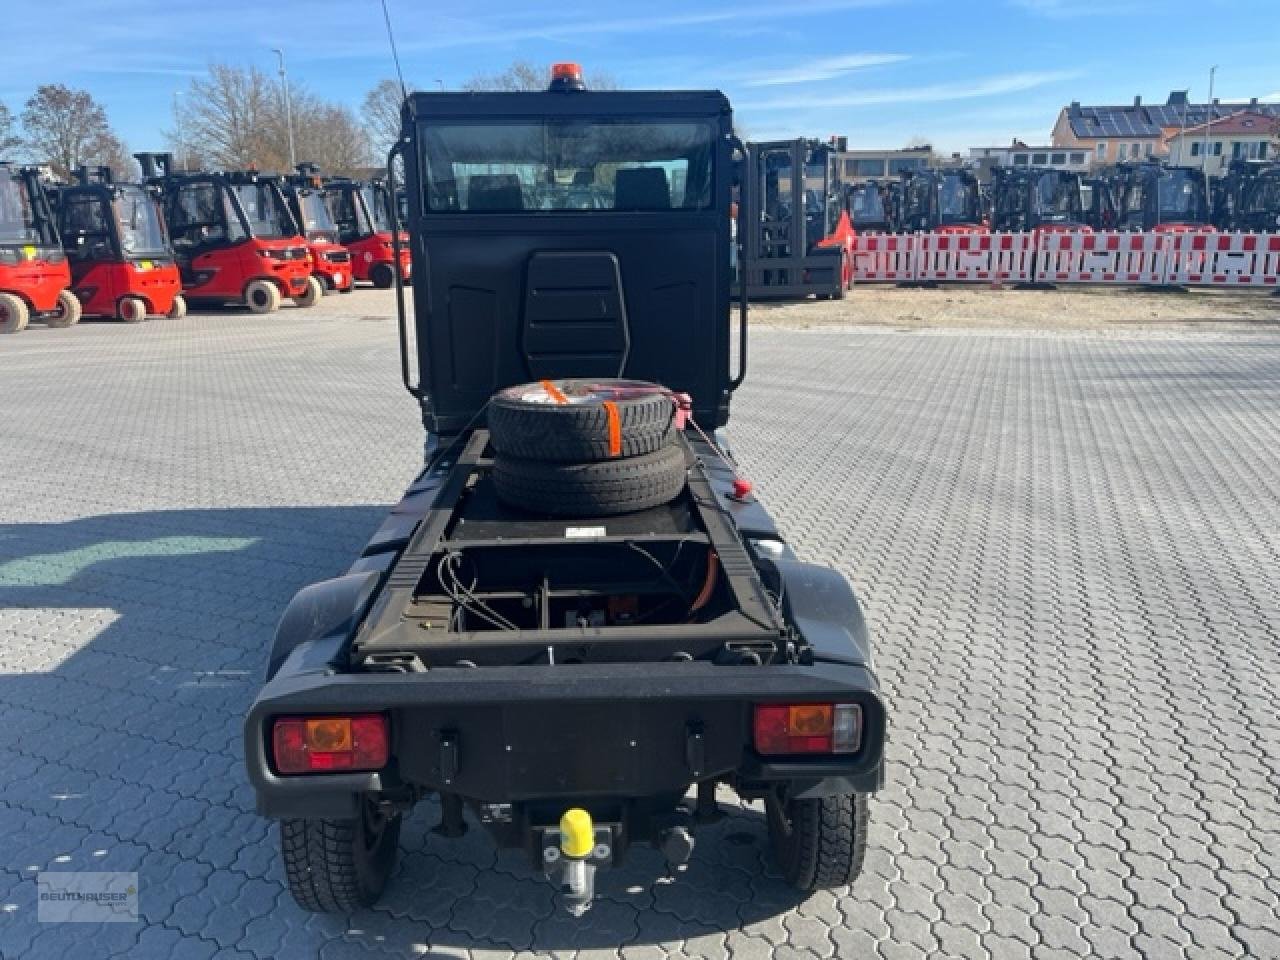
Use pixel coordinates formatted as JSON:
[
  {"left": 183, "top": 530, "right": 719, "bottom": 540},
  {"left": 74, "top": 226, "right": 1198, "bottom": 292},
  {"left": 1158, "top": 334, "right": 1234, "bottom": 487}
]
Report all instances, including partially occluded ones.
[{"left": 1, "top": 298, "right": 1278, "bottom": 959}]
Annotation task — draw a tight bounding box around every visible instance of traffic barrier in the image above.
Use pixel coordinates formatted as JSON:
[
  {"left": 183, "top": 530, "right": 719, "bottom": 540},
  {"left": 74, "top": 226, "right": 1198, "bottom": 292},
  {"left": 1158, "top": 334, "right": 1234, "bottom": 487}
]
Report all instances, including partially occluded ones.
[
  {"left": 915, "top": 232, "right": 997, "bottom": 283},
  {"left": 1163, "top": 232, "right": 1280, "bottom": 287},
  {"left": 1033, "top": 231, "right": 1167, "bottom": 285},
  {"left": 851, "top": 233, "right": 915, "bottom": 283},
  {"left": 991, "top": 232, "right": 1037, "bottom": 284}
]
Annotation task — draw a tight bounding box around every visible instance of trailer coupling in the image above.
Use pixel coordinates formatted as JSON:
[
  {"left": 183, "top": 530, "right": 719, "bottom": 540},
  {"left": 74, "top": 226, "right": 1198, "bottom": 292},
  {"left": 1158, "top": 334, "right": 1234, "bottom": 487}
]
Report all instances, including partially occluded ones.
[{"left": 541, "top": 808, "right": 696, "bottom": 915}]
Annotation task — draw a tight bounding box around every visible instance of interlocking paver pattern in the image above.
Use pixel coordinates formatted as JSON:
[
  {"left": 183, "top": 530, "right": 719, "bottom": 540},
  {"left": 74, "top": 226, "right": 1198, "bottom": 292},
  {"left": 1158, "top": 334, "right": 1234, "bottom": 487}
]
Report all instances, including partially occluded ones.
[{"left": 2, "top": 301, "right": 1278, "bottom": 958}]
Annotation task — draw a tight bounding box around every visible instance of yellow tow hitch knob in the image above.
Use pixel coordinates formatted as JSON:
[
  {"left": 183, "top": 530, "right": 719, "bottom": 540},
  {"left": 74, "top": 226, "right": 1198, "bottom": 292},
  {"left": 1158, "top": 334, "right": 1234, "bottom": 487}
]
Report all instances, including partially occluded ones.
[{"left": 559, "top": 808, "right": 594, "bottom": 859}]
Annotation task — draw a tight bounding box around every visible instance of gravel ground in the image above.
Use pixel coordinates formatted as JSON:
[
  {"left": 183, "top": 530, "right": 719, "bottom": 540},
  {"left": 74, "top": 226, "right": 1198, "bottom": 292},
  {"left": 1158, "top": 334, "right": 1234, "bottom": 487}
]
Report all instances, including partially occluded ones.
[
  {"left": 752, "top": 284, "right": 1280, "bottom": 331},
  {"left": 1, "top": 288, "right": 1278, "bottom": 959}
]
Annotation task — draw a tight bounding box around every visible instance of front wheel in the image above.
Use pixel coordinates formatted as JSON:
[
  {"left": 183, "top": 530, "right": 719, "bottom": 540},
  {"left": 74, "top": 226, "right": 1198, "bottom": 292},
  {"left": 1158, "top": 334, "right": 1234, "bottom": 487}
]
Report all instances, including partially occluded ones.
[
  {"left": 118, "top": 296, "right": 148, "bottom": 323},
  {"left": 245, "top": 279, "right": 282, "bottom": 314},
  {"left": 370, "top": 262, "right": 395, "bottom": 289},
  {"left": 767, "top": 791, "right": 869, "bottom": 892},
  {"left": 280, "top": 800, "right": 401, "bottom": 912},
  {"left": 167, "top": 295, "right": 187, "bottom": 319},
  {"left": 45, "top": 290, "right": 83, "bottom": 328},
  {"left": 293, "top": 275, "right": 323, "bottom": 308},
  {"left": 0, "top": 292, "right": 29, "bottom": 334}
]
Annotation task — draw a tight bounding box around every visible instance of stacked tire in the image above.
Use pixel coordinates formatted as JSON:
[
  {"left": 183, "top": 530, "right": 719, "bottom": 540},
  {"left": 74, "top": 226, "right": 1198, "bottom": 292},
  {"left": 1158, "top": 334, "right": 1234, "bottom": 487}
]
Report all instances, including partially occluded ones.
[{"left": 488, "top": 379, "right": 686, "bottom": 517}]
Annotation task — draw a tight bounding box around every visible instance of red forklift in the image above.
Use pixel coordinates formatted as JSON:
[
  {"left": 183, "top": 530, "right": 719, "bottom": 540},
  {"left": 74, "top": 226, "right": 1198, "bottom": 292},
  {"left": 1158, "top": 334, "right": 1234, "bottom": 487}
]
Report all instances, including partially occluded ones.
[
  {"left": 50, "top": 166, "right": 185, "bottom": 322},
  {"left": 322, "top": 176, "right": 411, "bottom": 288},
  {"left": 898, "top": 168, "right": 987, "bottom": 233},
  {"left": 136, "top": 153, "right": 319, "bottom": 313},
  {"left": 0, "top": 162, "right": 79, "bottom": 333},
  {"left": 1114, "top": 162, "right": 1214, "bottom": 233},
  {"left": 279, "top": 164, "right": 354, "bottom": 294},
  {"left": 989, "top": 166, "right": 1089, "bottom": 233}
]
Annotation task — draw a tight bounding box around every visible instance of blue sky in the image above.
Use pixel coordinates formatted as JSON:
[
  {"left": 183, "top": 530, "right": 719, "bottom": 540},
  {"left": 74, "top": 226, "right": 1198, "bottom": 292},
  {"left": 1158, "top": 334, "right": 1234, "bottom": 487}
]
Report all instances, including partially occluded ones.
[{"left": 3, "top": 0, "right": 1277, "bottom": 154}]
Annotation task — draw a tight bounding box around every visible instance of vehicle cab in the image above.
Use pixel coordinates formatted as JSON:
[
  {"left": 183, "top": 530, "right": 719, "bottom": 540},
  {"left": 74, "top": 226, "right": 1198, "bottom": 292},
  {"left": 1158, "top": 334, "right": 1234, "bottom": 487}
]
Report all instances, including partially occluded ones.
[
  {"left": 899, "top": 168, "right": 987, "bottom": 233},
  {"left": 990, "top": 167, "right": 1089, "bottom": 234},
  {"left": 1116, "top": 163, "right": 1215, "bottom": 233},
  {"left": 52, "top": 166, "right": 185, "bottom": 321}
]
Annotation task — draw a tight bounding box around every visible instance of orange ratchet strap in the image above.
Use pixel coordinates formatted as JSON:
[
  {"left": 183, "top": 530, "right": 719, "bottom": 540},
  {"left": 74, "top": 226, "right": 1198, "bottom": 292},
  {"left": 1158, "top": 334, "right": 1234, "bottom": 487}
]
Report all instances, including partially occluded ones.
[
  {"left": 602, "top": 401, "right": 622, "bottom": 457},
  {"left": 540, "top": 379, "right": 568, "bottom": 404}
]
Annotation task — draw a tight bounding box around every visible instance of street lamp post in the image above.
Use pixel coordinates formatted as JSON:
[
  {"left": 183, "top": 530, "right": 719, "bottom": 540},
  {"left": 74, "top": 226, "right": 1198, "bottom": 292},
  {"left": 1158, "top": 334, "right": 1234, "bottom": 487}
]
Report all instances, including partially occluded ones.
[
  {"left": 173, "top": 91, "right": 185, "bottom": 172},
  {"left": 1201, "top": 65, "right": 1217, "bottom": 174},
  {"left": 272, "top": 47, "right": 297, "bottom": 169}
]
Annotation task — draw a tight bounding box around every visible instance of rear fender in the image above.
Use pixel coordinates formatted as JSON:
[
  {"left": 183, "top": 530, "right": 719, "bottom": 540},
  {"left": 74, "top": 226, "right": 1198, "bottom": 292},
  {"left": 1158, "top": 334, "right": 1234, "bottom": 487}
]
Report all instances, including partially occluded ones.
[
  {"left": 772, "top": 560, "right": 874, "bottom": 669},
  {"left": 265, "top": 571, "right": 382, "bottom": 681}
]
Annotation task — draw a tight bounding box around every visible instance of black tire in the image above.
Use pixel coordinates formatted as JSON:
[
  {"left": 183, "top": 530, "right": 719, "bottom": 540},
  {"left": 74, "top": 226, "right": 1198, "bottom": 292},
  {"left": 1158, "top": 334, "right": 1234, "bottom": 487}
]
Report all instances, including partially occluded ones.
[
  {"left": 281, "top": 801, "right": 401, "bottom": 912},
  {"left": 488, "top": 379, "right": 676, "bottom": 462},
  {"left": 767, "top": 792, "right": 869, "bottom": 892},
  {"left": 370, "top": 262, "right": 395, "bottom": 289},
  {"left": 494, "top": 442, "right": 686, "bottom": 516}
]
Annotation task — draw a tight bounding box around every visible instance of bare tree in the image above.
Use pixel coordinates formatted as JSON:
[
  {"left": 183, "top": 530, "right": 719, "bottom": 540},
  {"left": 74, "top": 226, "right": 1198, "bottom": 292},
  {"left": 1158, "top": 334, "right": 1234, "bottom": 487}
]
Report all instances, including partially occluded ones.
[
  {"left": 294, "top": 102, "right": 372, "bottom": 176},
  {"left": 177, "top": 63, "right": 280, "bottom": 170},
  {"left": 20, "top": 84, "right": 123, "bottom": 178},
  {"left": 0, "top": 103, "right": 21, "bottom": 159},
  {"left": 464, "top": 61, "right": 618, "bottom": 93},
  {"left": 175, "top": 63, "right": 373, "bottom": 174},
  {"left": 362, "top": 79, "right": 406, "bottom": 159}
]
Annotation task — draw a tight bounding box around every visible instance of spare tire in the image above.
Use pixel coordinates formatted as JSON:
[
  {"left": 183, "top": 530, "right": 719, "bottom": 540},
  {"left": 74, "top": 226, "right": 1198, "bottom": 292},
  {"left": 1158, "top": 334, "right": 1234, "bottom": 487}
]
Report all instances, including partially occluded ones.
[
  {"left": 494, "top": 442, "right": 687, "bottom": 517},
  {"left": 488, "top": 379, "right": 676, "bottom": 463}
]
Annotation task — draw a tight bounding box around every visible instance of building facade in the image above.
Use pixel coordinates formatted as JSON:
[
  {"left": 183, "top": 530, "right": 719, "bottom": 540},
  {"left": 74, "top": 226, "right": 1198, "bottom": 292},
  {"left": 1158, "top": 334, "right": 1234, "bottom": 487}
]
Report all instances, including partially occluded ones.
[
  {"left": 1165, "top": 111, "right": 1278, "bottom": 174},
  {"left": 1051, "top": 92, "right": 1280, "bottom": 166}
]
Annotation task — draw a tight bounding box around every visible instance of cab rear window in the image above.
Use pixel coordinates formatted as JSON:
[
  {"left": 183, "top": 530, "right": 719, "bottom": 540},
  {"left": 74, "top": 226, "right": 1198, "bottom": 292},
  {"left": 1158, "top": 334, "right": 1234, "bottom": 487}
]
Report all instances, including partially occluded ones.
[{"left": 420, "top": 120, "right": 715, "bottom": 213}]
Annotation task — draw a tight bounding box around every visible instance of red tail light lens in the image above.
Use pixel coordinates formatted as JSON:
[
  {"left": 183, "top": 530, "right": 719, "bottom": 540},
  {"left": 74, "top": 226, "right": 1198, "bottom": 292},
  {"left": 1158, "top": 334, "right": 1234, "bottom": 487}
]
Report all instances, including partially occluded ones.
[
  {"left": 271, "top": 715, "right": 389, "bottom": 774},
  {"left": 753, "top": 703, "right": 862, "bottom": 756}
]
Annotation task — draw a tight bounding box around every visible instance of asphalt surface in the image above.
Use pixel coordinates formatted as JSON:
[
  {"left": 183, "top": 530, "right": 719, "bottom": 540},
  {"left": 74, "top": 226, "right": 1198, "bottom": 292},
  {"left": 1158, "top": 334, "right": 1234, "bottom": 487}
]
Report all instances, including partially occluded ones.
[{"left": 1, "top": 296, "right": 1278, "bottom": 959}]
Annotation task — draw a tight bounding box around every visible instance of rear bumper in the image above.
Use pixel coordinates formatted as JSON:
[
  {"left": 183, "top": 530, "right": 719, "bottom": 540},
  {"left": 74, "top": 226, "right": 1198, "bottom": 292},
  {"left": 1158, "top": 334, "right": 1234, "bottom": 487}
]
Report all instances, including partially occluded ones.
[{"left": 245, "top": 656, "right": 886, "bottom": 820}]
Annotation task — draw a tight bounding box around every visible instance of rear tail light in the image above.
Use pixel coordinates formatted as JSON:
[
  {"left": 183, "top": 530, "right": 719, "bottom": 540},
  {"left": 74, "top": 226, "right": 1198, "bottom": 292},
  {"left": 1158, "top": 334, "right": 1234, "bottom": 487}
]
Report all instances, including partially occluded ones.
[
  {"left": 271, "top": 715, "right": 389, "bottom": 774},
  {"left": 753, "top": 703, "right": 862, "bottom": 756}
]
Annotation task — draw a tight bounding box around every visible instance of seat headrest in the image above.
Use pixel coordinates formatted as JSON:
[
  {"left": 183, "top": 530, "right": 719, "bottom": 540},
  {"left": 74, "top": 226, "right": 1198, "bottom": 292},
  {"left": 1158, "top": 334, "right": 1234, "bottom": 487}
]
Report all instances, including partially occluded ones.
[
  {"left": 614, "top": 168, "right": 671, "bottom": 210},
  {"left": 467, "top": 174, "right": 524, "bottom": 211}
]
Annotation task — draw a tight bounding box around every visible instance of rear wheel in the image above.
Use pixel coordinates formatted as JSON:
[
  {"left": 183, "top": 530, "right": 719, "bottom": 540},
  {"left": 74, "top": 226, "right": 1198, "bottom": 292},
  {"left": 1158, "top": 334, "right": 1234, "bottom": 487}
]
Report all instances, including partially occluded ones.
[
  {"left": 118, "top": 296, "right": 148, "bottom": 323},
  {"left": 45, "top": 290, "right": 82, "bottom": 328},
  {"left": 370, "top": 262, "right": 395, "bottom": 289},
  {"left": 767, "top": 791, "right": 869, "bottom": 892},
  {"left": 245, "top": 280, "right": 281, "bottom": 314},
  {"left": 167, "top": 295, "right": 187, "bottom": 319},
  {"left": 281, "top": 799, "right": 401, "bottom": 913},
  {"left": 293, "top": 275, "right": 323, "bottom": 308},
  {"left": 0, "top": 293, "right": 29, "bottom": 334}
]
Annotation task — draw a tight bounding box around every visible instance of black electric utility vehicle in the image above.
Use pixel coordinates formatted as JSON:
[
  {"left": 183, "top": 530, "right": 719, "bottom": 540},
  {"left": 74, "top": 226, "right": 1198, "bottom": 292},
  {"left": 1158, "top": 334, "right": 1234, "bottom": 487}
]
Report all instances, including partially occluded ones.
[{"left": 244, "top": 66, "right": 886, "bottom": 917}]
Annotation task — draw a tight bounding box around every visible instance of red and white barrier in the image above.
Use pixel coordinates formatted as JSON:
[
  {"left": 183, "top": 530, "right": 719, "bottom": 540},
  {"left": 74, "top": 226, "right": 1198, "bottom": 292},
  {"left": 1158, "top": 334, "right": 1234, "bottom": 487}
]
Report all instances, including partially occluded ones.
[
  {"left": 1163, "top": 232, "right": 1280, "bottom": 287},
  {"left": 851, "top": 233, "right": 915, "bottom": 283},
  {"left": 846, "top": 229, "right": 1280, "bottom": 289},
  {"left": 915, "top": 232, "right": 997, "bottom": 282},
  {"left": 1033, "top": 231, "right": 1167, "bottom": 286},
  {"left": 991, "top": 233, "right": 1037, "bottom": 284}
]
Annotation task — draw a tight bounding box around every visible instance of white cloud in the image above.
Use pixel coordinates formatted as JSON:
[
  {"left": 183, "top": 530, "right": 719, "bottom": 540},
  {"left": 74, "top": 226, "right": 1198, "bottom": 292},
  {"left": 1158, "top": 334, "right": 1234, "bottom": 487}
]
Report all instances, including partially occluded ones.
[
  {"left": 744, "top": 53, "right": 910, "bottom": 87},
  {"left": 739, "top": 71, "right": 1079, "bottom": 111}
]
